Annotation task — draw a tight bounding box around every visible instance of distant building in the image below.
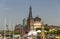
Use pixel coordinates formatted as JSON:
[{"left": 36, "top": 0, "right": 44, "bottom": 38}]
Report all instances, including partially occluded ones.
[
  {"left": 23, "top": 18, "right": 27, "bottom": 26},
  {"left": 14, "top": 24, "right": 25, "bottom": 35}
]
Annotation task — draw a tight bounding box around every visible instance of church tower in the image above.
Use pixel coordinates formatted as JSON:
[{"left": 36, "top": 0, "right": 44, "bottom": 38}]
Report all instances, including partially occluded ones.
[{"left": 27, "top": 6, "right": 33, "bottom": 30}]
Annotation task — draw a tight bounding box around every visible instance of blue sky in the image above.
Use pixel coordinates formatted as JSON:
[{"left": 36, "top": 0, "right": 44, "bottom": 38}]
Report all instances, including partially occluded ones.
[{"left": 0, "top": 0, "right": 60, "bottom": 30}]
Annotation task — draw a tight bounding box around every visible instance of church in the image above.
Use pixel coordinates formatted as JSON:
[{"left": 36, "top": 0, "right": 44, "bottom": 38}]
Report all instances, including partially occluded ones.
[
  {"left": 15, "top": 6, "right": 45, "bottom": 36},
  {"left": 27, "top": 6, "right": 44, "bottom": 33},
  {"left": 14, "top": 6, "right": 60, "bottom": 39}
]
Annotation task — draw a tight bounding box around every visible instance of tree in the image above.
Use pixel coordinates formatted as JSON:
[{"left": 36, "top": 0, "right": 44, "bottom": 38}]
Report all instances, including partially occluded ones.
[{"left": 36, "top": 28, "right": 41, "bottom": 31}]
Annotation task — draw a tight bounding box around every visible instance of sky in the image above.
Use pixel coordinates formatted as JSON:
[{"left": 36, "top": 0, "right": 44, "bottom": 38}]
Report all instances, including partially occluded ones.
[{"left": 0, "top": 0, "right": 60, "bottom": 30}]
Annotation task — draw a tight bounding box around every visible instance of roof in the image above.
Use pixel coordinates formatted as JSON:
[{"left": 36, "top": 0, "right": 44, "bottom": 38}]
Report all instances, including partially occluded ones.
[{"left": 34, "top": 16, "right": 41, "bottom": 21}]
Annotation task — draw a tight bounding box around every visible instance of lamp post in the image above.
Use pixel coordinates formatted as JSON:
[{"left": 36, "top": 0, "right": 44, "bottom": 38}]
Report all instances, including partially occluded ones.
[{"left": 41, "top": 22, "right": 45, "bottom": 39}]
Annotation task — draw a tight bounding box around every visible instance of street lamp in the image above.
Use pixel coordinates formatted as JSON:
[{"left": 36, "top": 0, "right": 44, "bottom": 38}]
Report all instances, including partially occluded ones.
[{"left": 41, "top": 22, "right": 45, "bottom": 39}]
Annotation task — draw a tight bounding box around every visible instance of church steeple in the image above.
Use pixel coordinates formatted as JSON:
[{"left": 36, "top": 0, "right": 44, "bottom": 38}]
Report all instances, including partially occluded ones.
[
  {"left": 27, "top": 6, "right": 33, "bottom": 30},
  {"left": 28, "top": 6, "right": 33, "bottom": 19}
]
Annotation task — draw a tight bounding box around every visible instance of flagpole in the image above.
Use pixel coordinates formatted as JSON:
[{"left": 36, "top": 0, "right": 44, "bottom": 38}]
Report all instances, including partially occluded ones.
[
  {"left": 9, "top": 19, "right": 10, "bottom": 39},
  {"left": 12, "top": 21, "right": 14, "bottom": 39},
  {"left": 4, "top": 17, "right": 6, "bottom": 39}
]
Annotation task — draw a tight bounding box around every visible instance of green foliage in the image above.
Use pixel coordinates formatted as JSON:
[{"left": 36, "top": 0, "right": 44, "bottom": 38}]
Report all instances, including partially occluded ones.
[
  {"left": 36, "top": 27, "right": 49, "bottom": 31},
  {"left": 14, "top": 31, "right": 20, "bottom": 34},
  {"left": 37, "top": 32, "right": 41, "bottom": 35},
  {"left": 48, "top": 29, "right": 60, "bottom": 34},
  {"left": 36, "top": 28, "right": 41, "bottom": 31},
  {"left": 44, "top": 28, "right": 49, "bottom": 31},
  {"left": 55, "top": 30, "right": 60, "bottom": 34}
]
